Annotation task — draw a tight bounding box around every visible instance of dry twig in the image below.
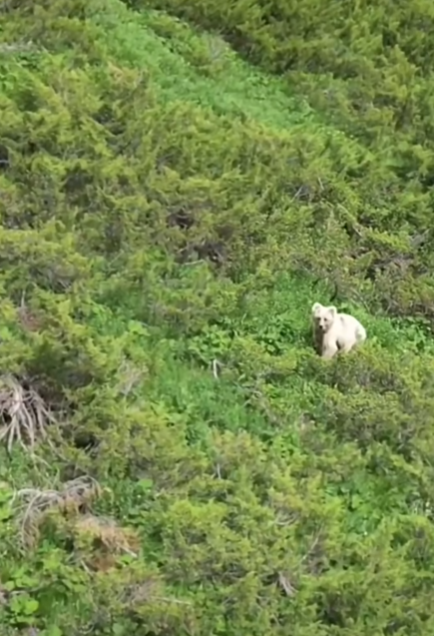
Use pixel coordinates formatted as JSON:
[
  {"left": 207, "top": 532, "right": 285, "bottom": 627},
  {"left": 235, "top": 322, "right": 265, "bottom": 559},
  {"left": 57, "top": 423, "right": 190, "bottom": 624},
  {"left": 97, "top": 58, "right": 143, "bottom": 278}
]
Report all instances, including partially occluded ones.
[{"left": 278, "top": 571, "right": 297, "bottom": 597}]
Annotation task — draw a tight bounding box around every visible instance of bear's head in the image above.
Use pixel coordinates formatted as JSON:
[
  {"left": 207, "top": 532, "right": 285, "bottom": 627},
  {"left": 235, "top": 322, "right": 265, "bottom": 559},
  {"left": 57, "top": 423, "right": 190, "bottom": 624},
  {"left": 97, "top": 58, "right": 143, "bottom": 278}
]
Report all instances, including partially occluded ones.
[{"left": 312, "top": 302, "right": 337, "bottom": 333}]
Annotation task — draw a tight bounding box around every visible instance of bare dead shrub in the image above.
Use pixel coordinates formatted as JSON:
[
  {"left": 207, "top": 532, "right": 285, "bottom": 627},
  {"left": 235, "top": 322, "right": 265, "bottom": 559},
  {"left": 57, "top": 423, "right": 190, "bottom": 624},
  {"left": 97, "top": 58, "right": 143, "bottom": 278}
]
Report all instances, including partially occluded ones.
[
  {"left": 12, "top": 475, "right": 102, "bottom": 547},
  {"left": 116, "top": 358, "right": 147, "bottom": 397},
  {"left": 72, "top": 514, "right": 141, "bottom": 571},
  {"left": 0, "top": 374, "right": 56, "bottom": 452}
]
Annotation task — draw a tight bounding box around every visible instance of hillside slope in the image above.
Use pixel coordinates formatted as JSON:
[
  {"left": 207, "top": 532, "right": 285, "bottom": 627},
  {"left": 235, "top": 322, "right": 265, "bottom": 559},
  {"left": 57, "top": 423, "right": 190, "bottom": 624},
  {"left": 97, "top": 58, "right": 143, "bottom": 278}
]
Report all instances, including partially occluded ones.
[{"left": 1, "top": 1, "right": 434, "bottom": 634}]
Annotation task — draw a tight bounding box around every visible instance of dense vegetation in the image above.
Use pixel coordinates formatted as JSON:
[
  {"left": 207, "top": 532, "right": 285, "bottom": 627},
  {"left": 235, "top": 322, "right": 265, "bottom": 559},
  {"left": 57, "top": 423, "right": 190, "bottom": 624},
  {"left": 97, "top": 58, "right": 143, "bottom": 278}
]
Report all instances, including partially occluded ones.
[{"left": 1, "top": 0, "right": 434, "bottom": 633}]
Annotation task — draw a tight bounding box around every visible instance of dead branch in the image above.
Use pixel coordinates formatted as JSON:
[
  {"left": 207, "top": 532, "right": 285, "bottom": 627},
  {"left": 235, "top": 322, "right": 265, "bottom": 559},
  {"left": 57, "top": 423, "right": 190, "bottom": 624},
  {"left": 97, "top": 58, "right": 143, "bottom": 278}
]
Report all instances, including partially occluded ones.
[{"left": 0, "top": 374, "right": 56, "bottom": 453}]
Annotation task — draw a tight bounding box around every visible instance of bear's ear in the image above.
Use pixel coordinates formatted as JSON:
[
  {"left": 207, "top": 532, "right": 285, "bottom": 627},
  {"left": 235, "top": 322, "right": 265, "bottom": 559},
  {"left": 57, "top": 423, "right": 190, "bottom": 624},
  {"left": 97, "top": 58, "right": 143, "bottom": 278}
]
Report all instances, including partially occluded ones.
[
  {"left": 328, "top": 306, "right": 337, "bottom": 317},
  {"left": 312, "top": 302, "right": 322, "bottom": 314}
]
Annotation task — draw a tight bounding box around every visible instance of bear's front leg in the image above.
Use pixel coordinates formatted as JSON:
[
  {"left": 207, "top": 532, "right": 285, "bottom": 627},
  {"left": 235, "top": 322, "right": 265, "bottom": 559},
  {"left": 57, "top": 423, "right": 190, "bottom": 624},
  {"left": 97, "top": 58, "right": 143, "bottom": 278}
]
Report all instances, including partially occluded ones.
[
  {"left": 339, "top": 342, "right": 354, "bottom": 354},
  {"left": 321, "top": 344, "right": 338, "bottom": 359},
  {"left": 313, "top": 327, "right": 323, "bottom": 356}
]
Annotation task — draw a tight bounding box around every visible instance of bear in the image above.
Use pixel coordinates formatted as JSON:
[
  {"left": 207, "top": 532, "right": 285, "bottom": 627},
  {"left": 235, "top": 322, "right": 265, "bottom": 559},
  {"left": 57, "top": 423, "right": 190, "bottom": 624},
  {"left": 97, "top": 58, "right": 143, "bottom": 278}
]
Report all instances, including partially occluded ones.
[{"left": 312, "top": 302, "right": 367, "bottom": 359}]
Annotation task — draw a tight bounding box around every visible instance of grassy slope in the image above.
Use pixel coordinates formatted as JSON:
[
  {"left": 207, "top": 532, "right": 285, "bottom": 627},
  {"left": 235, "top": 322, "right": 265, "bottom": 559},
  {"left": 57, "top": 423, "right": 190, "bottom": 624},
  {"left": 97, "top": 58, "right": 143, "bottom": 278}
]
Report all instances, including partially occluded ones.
[{"left": 1, "top": 1, "right": 434, "bottom": 634}]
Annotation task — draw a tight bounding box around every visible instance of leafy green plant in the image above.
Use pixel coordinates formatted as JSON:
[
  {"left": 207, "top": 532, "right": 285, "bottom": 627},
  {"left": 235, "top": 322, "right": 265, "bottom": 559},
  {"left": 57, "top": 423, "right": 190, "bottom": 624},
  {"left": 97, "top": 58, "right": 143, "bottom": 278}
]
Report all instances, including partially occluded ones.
[{"left": 1, "top": 0, "right": 434, "bottom": 634}]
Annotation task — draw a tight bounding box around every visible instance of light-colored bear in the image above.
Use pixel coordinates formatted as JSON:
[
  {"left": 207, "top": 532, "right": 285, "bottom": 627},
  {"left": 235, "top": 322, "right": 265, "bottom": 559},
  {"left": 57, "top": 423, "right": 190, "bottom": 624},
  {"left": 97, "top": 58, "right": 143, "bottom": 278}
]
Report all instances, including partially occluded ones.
[{"left": 312, "top": 302, "right": 367, "bottom": 359}]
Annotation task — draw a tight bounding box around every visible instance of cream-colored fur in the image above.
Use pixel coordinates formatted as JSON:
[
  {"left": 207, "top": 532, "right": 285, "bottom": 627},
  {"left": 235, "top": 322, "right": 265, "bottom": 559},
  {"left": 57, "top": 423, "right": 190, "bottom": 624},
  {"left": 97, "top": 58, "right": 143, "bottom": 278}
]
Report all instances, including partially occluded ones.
[{"left": 312, "top": 302, "right": 366, "bottom": 359}]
